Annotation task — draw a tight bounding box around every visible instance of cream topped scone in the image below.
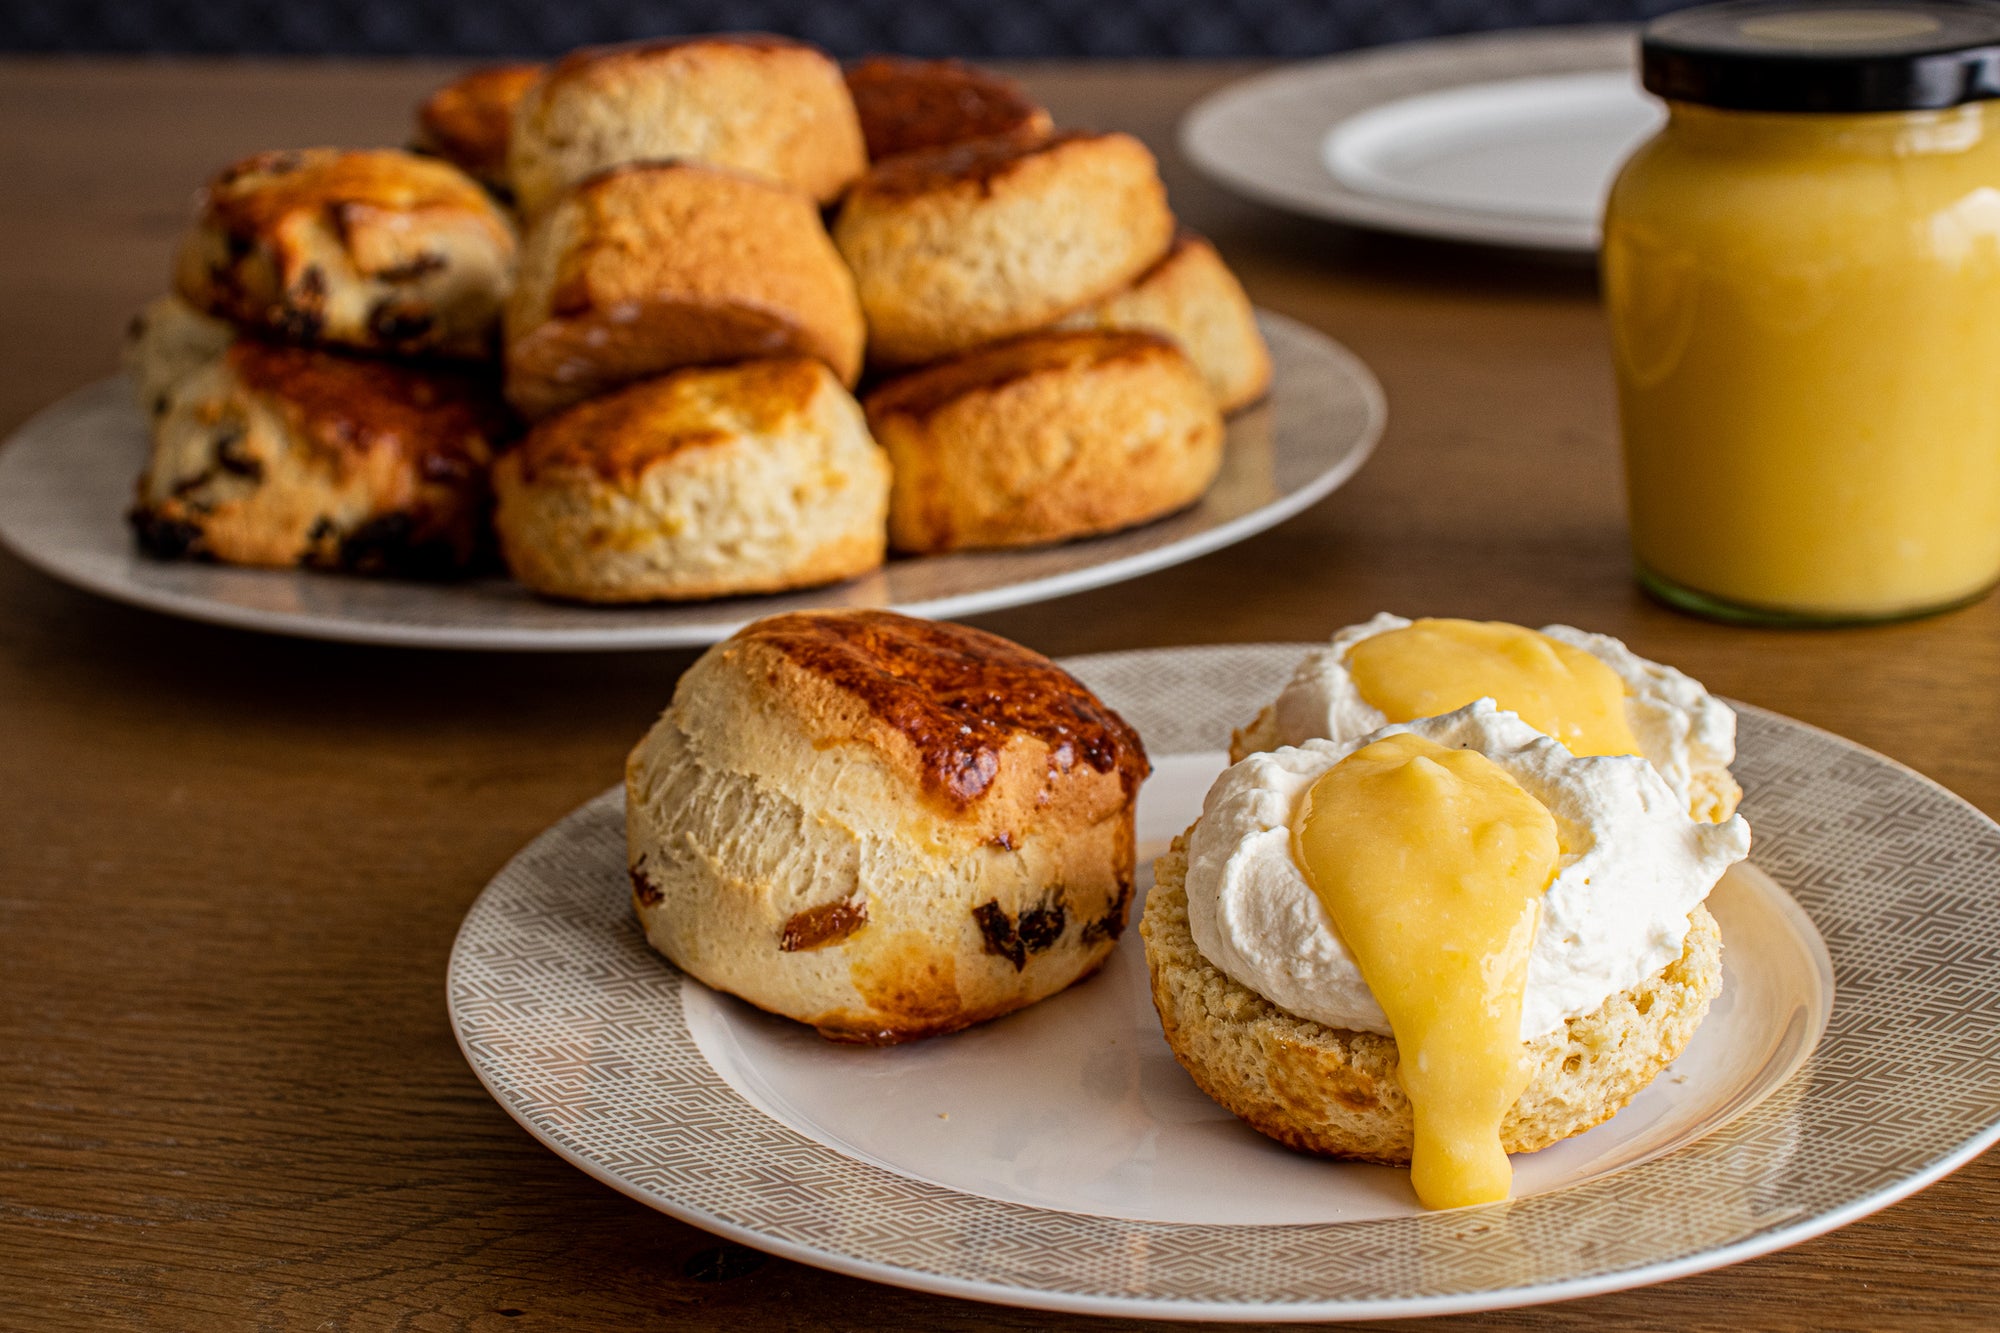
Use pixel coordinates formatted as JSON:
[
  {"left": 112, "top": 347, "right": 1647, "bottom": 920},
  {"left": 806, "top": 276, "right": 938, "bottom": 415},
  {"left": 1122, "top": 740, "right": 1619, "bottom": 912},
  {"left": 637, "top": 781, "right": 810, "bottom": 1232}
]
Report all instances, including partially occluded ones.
[
  {"left": 1144, "top": 699, "right": 1751, "bottom": 1209},
  {"left": 1230, "top": 614, "right": 1741, "bottom": 822}
]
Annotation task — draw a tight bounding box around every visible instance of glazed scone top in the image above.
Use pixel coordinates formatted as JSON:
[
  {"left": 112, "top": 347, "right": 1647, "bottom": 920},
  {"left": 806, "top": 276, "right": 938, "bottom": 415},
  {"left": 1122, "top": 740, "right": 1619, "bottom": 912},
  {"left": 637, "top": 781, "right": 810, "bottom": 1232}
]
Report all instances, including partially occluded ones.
[
  {"left": 415, "top": 64, "right": 544, "bottom": 183},
  {"left": 226, "top": 340, "right": 506, "bottom": 478},
  {"left": 842, "top": 56, "right": 1052, "bottom": 161},
  {"left": 864, "top": 329, "right": 1183, "bottom": 420},
  {"left": 724, "top": 610, "right": 1149, "bottom": 812},
  {"left": 508, "top": 358, "right": 848, "bottom": 485},
  {"left": 1266, "top": 614, "right": 1739, "bottom": 821},
  {"left": 195, "top": 148, "right": 510, "bottom": 255},
  {"left": 1185, "top": 700, "right": 1751, "bottom": 1042}
]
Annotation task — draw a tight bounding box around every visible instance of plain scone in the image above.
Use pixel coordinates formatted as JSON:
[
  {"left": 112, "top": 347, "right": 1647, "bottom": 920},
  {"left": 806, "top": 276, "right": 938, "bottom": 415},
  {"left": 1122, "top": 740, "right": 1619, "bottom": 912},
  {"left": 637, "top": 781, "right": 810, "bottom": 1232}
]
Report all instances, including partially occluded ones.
[
  {"left": 503, "top": 160, "right": 864, "bottom": 419},
  {"left": 1056, "top": 231, "right": 1273, "bottom": 414},
  {"left": 1143, "top": 832, "right": 1723, "bottom": 1162},
  {"left": 174, "top": 148, "right": 517, "bottom": 359},
  {"left": 128, "top": 337, "right": 507, "bottom": 575},
  {"left": 843, "top": 56, "right": 1052, "bottom": 162},
  {"left": 414, "top": 63, "right": 544, "bottom": 192},
  {"left": 508, "top": 35, "right": 867, "bottom": 216},
  {"left": 492, "top": 359, "right": 888, "bottom": 602},
  {"left": 627, "top": 610, "right": 1151, "bottom": 1042},
  {"left": 865, "top": 329, "right": 1225, "bottom": 553},
  {"left": 834, "top": 130, "right": 1175, "bottom": 367}
]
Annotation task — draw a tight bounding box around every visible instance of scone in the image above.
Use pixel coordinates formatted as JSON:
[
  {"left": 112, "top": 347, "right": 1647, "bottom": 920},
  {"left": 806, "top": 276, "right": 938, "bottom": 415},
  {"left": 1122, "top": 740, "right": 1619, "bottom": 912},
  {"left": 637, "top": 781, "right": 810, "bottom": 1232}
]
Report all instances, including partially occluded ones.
[
  {"left": 174, "top": 148, "right": 516, "bottom": 359},
  {"left": 1144, "top": 835, "right": 1724, "bottom": 1162},
  {"left": 833, "top": 131, "right": 1175, "bottom": 367},
  {"left": 1228, "top": 615, "right": 1744, "bottom": 822},
  {"left": 503, "top": 161, "right": 864, "bottom": 419},
  {"left": 492, "top": 359, "right": 888, "bottom": 602},
  {"left": 508, "top": 34, "right": 867, "bottom": 216},
  {"left": 414, "top": 62, "right": 544, "bottom": 194},
  {"left": 129, "top": 339, "right": 507, "bottom": 575},
  {"left": 1055, "top": 231, "right": 1272, "bottom": 413},
  {"left": 1144, "top": 701, "right": 1750, "bottom": 1205},
  {"left": 626, "top": 609, "right": 1150, "bottom": 1043},
  {"left": 864, "top": 329, "right": 1224, "bottom": 553},
  {"left": 843, "top": 56, "right": 1052, "bottom": 162}
]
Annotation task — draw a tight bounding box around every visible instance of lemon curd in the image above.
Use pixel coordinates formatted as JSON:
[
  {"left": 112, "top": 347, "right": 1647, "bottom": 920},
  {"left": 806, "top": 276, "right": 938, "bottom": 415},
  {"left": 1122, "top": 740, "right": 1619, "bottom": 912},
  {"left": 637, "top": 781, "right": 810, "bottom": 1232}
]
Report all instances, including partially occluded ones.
[
  {"left": 1346, "top": 618, "right": 1642, "bottom": 757},
  {"left": 1605, "top": 3, "right": 2000, "bottom": 623},
  {"left": 1294, "top": 733, "right": 1561, "bottom": 1209}
]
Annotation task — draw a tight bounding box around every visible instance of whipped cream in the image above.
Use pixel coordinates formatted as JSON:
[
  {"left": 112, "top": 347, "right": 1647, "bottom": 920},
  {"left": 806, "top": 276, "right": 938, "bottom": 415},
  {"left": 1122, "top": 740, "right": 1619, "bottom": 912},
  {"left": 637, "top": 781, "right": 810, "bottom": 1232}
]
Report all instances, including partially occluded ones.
[
  {"left": 1185, "top": 700, "right": 1751, "bottom": 1040},
  {"left": 1266, "top": 613, "right": 1737, "bottom": 818}
]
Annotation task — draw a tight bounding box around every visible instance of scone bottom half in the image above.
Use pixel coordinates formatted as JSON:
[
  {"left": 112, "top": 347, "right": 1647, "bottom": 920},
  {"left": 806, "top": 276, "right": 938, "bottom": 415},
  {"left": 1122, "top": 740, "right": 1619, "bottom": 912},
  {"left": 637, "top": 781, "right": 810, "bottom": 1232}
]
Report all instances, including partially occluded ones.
[
  {"left": 1141, "top": 831, "right": 1725, "bottom": 1167},
  {"left": 625, "top": 609, "right": 1149, "bottom": 1044}
]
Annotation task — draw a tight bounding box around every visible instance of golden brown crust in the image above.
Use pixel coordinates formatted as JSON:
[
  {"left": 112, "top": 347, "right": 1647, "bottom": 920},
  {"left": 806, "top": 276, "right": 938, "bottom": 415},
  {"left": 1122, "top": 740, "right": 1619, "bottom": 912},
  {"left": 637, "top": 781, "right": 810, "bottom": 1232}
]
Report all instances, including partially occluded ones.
[
  {"left": 509, "top": 357, "right": 830, "bottom": 485},
  {"left": 175, "top": 148, "right": 516, "bottom": 359},
  {"left": 129, "top": 340, "right": 507, "bottom": 576},
  {"left": 865, "top": 330, "right": 1226, "bottom": 553},
  {"left": 834, "top": 129, "right": 1175, "bottom": 367},
  {"left": 843, "top": 56, "right": 1052, "bottom": 162},
  {"left": 737, "top": 609, "right": 1150, "bottom": 808},
  {"left": 414, "top": 63, "right": 544, "bottom": 188},
  {"left": 509, "top": 34, "right": 867, "bottom": 213},
  {"left": 503, "top": 161, "right": 863, "bottom": 419}
]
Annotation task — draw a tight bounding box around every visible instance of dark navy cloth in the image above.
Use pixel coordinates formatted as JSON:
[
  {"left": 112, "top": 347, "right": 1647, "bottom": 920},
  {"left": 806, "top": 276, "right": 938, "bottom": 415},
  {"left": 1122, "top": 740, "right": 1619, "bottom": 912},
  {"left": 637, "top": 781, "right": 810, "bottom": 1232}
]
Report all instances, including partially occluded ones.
[{"left": 4, "top": 0, "right": 1699, "bottom": 57}]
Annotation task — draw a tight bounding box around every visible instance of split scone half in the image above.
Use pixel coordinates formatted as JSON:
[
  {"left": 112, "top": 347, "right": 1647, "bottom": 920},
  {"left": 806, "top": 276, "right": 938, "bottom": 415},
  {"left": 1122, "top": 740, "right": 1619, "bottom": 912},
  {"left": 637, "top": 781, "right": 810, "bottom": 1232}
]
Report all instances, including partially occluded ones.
[
  {"left": 627, "top": 610, "right": 1151, "bottom": 1043},
  {"left": 1141, "top": 701, "right": 1749, "bottom": 1189},
  {"left": 492, "top": 359, "right": 887, "bottom": 603},
  {"left": 834, "top": 130, "right": 1175, "bottom": 368},
  {"left": 508, "top": 34, "right": 867, "bottom": 216},
  {"left": 1229, "top": 614, "right": 1743, "bottom": 823},
  {"left": 174, "top": 148, "right": 516, "bottom": 360}
]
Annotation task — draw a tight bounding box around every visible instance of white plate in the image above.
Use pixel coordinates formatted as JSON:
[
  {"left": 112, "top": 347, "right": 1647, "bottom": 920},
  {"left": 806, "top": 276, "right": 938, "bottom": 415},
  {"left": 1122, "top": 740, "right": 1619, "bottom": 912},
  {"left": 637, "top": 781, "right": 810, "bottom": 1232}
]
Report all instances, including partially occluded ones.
[
  {"left": 449, "top": 643, "right": 2000, "bottom": 1320},
  {"left": 1184, "top": 27, "right": 1647, "bottom": 252},
  {"left": 1323, "top": 72, "right": 1663, "bottom": 227},
  {"left": 0, "top": 312, "right": 1381, "bottom": 652}
]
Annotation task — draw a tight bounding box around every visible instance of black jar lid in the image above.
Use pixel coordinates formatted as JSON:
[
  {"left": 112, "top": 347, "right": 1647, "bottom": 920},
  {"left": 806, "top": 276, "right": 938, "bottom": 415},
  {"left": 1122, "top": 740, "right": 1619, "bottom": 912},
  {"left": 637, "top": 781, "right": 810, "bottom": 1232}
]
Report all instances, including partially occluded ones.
[{"left": 1642, "top": 1, "right": 2000, "bottom": 112}]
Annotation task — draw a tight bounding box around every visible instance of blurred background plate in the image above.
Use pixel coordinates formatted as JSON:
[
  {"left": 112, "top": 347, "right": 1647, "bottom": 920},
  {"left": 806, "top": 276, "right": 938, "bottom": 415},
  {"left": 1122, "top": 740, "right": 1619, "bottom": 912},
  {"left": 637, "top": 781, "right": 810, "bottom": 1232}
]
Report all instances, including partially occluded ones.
[
  {"left": 0, "top": 311, "right": 1381, "bottom": 652},
  {"left": 1183, "top": 26, "right": 1645, "bottom": 252}
]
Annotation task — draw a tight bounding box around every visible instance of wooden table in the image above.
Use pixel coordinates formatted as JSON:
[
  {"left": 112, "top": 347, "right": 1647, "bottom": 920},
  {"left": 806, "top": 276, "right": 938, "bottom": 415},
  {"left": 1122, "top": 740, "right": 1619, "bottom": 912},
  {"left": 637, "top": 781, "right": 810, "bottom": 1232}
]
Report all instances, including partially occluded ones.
[{"left": 4, "top": 58, "right": 1996, "bottom": 1332}]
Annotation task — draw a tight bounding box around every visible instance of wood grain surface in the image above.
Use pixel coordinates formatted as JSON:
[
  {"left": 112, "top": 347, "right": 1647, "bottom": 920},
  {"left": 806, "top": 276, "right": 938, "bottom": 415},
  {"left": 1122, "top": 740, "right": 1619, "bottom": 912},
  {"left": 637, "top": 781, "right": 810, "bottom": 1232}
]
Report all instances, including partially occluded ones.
[{"left": 3, "top": 59, "right": 1997, "bottom": 1333}]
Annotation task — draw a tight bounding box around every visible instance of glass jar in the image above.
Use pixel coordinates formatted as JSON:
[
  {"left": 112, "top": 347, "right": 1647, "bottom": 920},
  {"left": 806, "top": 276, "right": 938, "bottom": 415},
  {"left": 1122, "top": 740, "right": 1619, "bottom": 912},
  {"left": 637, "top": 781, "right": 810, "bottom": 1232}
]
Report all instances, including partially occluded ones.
[{"left": 1604, "top": 1, "right": 2000, "bottom": 623}]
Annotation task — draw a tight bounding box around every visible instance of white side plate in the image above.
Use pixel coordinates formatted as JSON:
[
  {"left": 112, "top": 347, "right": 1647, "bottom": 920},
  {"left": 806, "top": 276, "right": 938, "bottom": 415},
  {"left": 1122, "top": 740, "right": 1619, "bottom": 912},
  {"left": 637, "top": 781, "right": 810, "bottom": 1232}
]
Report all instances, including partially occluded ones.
[
  {"left": 449, "top": 643, "right": 2000, "bottom": 1320},
  {"left": 0, "top": 312, "right": 1382, "bottom": 652}
]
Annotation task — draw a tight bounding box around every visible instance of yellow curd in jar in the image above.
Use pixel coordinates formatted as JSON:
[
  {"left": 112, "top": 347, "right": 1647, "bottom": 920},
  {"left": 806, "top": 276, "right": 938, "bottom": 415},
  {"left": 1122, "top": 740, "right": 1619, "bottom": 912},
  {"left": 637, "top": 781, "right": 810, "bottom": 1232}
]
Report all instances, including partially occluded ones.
[{"left": 1604, "top": 100, "right": 2000, "bottom": 620}]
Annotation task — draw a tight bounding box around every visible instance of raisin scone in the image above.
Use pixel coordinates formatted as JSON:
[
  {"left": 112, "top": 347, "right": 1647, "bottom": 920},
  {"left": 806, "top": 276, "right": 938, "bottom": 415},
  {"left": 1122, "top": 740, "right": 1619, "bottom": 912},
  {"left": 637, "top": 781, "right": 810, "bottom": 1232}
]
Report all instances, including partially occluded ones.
[
  {"left": 174, "top": 147, "right": 516, "bottom": 360},
  {"left": 626, "top": 610, "right": 1150, "bottom": 1043}
]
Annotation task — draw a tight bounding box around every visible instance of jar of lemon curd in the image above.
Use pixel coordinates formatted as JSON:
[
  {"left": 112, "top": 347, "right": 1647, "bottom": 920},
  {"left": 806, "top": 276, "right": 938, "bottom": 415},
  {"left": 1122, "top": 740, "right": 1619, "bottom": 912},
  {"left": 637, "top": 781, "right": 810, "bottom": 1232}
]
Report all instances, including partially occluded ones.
[{"left": 1605, "top": 0, "right": 2000, "bottom": 623}]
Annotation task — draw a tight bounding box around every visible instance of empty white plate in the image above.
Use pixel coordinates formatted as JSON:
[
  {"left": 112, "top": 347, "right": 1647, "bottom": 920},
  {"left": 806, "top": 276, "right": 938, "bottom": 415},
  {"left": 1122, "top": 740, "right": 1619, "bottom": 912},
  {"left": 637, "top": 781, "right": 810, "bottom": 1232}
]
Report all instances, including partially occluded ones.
[{"left": 1323, "top": 71, "right": 1663, "bottom": 227}]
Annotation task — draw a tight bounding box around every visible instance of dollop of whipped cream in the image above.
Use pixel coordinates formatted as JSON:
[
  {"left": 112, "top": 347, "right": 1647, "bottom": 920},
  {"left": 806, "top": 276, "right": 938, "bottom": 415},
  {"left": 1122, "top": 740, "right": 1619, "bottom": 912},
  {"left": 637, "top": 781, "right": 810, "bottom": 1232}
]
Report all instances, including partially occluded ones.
[
  {"left": 1186, "top": 700, "right": 1751, "bottom": 1040},
  {"left": 1266, "top": 613, "right": 1737, "bottom": 819}
]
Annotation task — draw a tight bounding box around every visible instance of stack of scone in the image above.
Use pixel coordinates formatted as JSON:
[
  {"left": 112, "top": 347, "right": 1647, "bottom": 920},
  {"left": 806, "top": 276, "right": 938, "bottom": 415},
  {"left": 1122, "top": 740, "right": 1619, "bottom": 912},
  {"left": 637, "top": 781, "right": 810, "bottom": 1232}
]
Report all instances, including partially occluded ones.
[
  {"left": 126, "top": 148, "right": 518, "bottom": 574},
  {"left": 125, "top": 34, "right": 1274, "bottom": 601}
]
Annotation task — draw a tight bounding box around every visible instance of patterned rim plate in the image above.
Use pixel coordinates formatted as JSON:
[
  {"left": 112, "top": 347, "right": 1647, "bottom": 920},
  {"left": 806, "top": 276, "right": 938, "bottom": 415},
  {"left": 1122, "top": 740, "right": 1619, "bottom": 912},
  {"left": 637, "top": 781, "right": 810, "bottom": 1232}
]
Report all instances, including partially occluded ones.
[
  {"left": 1182, "top": 26, "right": 1638, "bottom": 253},
  {"left": 0, "top": 312, "right": 1380, "bottom": 653},
  {"left": 447, "top": 644, "right": 2000, "bottom": 1320}
]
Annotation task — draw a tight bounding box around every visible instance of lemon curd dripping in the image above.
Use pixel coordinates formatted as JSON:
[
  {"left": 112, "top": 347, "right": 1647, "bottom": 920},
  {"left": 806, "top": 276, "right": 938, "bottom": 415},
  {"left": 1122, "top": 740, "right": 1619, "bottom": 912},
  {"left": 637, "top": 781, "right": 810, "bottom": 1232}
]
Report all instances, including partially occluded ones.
[
  {"left": 1346, "top": 619, "right": 1641, "bottom": 758},
  {"left": 1293, "top": 732, "right": 1560, "bottom": 1209}
]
